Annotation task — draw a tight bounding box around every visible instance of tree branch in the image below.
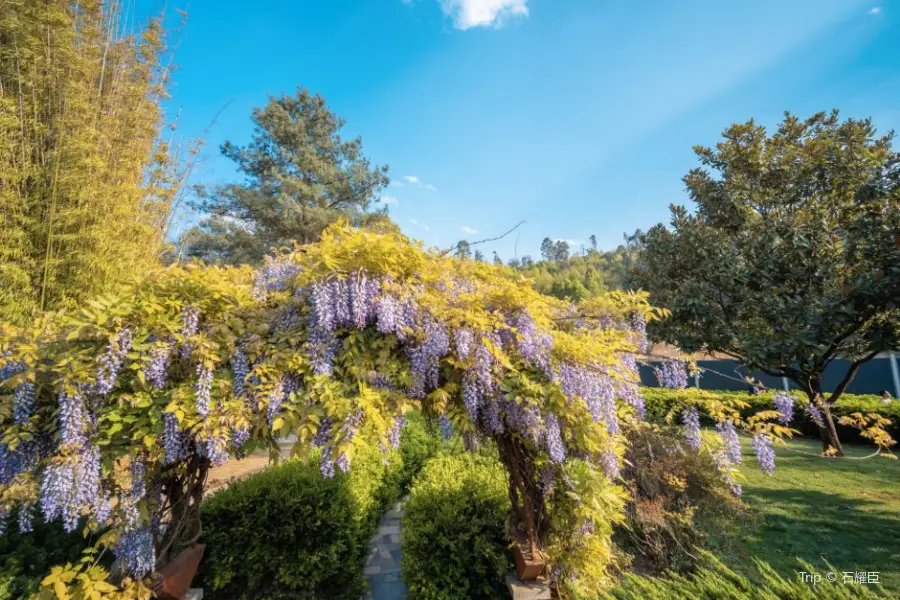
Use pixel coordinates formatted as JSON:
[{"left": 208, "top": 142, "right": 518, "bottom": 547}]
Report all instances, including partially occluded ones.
[
  {"left": 827, "top": 350, "right": 880, "bottom": 404},
  {"left": 440, "top": 220, "right": 526, "bottom": 257}
]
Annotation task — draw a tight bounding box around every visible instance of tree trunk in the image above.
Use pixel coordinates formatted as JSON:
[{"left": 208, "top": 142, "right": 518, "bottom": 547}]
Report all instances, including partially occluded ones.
[
  {"left": 497, "top": 435, "right": 546, "bottom": 556},
  {"left": 804, "top": 381, "right": 844, "bottom": 457}
]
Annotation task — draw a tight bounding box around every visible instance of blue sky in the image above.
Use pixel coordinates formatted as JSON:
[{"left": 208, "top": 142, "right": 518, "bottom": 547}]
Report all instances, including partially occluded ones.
[{"left": 155, "top": 0, "right": 900, "bottom": 260}]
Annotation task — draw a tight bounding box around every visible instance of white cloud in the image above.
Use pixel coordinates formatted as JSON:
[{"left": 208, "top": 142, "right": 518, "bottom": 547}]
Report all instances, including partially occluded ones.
[
  {"left": 869, "top": 7, "right": 881, "bottom": 14},
  {"left": 438, "top": 0, "right": 528, "bottom": 30},
  {"left": 461, "top": 226, "right": 478, "bottom": 234},
  {"left": 554, "top": 238, "right": 584, "bottom": 246},
  {"left": 401, "top": 175, "right": 438, "bottom": 191},
  {"left": 379, "top": 195, "right": 399, "bottom": 206},
  {"left": 390, "top": 181, "right": 405, "bottom": 187},
  {"left": 409, "top": 218, "right": 430, "bottom": 231}
]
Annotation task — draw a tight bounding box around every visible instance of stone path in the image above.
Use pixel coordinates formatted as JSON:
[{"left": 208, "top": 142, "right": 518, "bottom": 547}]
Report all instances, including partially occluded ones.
[{"left": 363, "top": 499, "right": 408, "bottom": 600}]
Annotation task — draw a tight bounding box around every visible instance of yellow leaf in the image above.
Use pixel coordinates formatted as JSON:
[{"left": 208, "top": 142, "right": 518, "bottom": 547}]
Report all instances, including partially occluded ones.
[{"left": 53, "top": 581, "right": 69, "bottom": 600}]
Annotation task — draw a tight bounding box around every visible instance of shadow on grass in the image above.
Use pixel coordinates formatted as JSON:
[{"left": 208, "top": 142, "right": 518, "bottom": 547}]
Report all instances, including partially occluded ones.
[{"left": 716, "top": 485, "right": 900, "bottom": 590}]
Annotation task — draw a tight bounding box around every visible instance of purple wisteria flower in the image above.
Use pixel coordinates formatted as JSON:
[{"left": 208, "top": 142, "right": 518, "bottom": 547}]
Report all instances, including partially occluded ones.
[
  {"left": 18, "top": 504, "right": 34, "bottom": 533},
  {"left": 40, "top": 444, "right": 103, "bottom": 533},
  {"left": 557, "top": 362, "right": 619, "bottom": 434},
  {"left": 716, "top": 420, "right": 742, "bottom": 465},
  {"left": 712, "top": 451, "right": 742, "bottom": 497},
  {"left": 627, "top": 311, "right": 647, "bottom": 353},
  {"left": 388, "top": 415, "right": 405, "bottom": 449},
  {"left": 96, "top": 329, "right": 133, "bottom": 396},
  {"left": 266, "top": 379, "right": 284, "bottom": 427},
  {"left": 806, "top": 402, "right": 825, "bottom": 428},
  {"left": 13, "top": 381, "right": 35, "bottom": 425},
  {"left": 252, "top": 255, "right": 301, "bottom": 301},
  {"left": 543, "top": 414, "right": 566, "bottom": 463},
  {"left": 115, "top": 527, "right": 155, "bottom": 578},
  {"left": 408, "top": 316, "right": 450, "bottom": 398},
  {"left": 320, "top": 454, "right": 335, "bottom": 478},
  {"left": 751, "top": 433, "right": 776, "bottom": 476},
  {"left": 682, "top": 407, "right": 701, "bottom": 451},
  {"left": 180, "top": 304, "right": 200, "bottom": 357},
  {"left": 439, "top": 415, "right": 454, "bottom": 441},
  {"left": 600, "top": 449, "right": 620, "bottom": 480},
  {"left": 312, "top": 418, "right": 333, "bottom": 448},
  {"left": 655, "top": 359, "right": 689, "bottom": 389},
  {"left": 231, "top": 350, "right": 250, "bottom": 397},
  {"left": 617, "top": 353, "right": 646, "bottom": 420},
  {"left": 144, "top": 343, "right": 172, "bottom": 390},
  {"left": 509, "top": 312, "right": 553, "bottom": 373},
  {"left": 195, "top": 365, "right": 213, "bottom": 417},
  {"left": 453, "top": 328, "right": 474, "bottom": 361},
  {"left": 162, "top": 413, "right": 189, "bottom": 464},
  {"left": 336, "top": 453, "right": 351, "bottom": 473},
  {"left": 0, "top": 441, "right": 39, "bottom": 486},
  {"left": 59, "top": 391, "right": 89, "bottom": 447},
  {"left": 773, "top": 392, "right": 794, "bottom": 425}
]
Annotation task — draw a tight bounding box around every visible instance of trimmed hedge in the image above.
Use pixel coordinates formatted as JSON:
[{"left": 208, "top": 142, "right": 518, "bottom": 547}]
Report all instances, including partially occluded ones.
[
  {"left": 199, "top": 444, "right": 401, "bottom": 600},
  {"left": 605, "top": 552, "right": 889, "bottom": 599},
  {"left": 398, "top": 411, "right": 443, "bottom": 492},
  {"left": 641, "top": 388, "right": 900, "bottom": 444},
  {"left": 198, "top": 411, "right": 436, "bottom": 600},
  {"left": 401, "top": 453, "right": 512, "bottom": 600}
]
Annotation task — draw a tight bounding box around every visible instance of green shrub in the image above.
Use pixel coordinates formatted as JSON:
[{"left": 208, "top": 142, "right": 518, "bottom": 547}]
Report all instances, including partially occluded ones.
[
  {"left": 616, "top": 424, "right": 742, "bottom": 574},
  {"left": 640, "top": 388, "right": 900, "bottom": 443},
  {"left": 398, "top": 411, "right": 442, "bottom": 491},
  {"left": 0, "top": 509, "right": 96, "bottom": 600},
  {"left": 199, "top": 445, "right": 399, "bottom": 600},
  {"left": 401, "top": 453, "right": 512, "bottom": 600},
  {"left": 605, "top": 551, "right": 890, "bottom": 599}
]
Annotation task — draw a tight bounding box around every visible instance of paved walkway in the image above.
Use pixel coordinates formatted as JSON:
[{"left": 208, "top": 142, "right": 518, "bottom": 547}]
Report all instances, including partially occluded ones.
[{"left": 363, "top": 499, "right": 408, "bottom": 600}]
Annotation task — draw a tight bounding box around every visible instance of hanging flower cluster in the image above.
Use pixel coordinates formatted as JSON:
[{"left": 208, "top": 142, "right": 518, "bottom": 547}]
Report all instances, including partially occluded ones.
[
  {"left": 773, "top": 392, "right": 794, "bottom": 425},
  {"left": 751, "top": 433, "right": 776, "bottom": 475},
  {"left": 654, "top": 359, "right": 689, "bottom": 389}
]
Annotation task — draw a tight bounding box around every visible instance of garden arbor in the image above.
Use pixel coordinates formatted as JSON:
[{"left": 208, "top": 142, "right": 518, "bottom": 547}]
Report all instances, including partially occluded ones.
[{"left": 1, "top": 224, "right": 777, "bottom": 599}]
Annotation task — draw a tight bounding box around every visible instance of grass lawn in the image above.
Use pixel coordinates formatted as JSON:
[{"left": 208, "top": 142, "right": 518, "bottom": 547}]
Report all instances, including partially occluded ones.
[{"left": 706, "top": 435, "right": 900, "bottom": 593}]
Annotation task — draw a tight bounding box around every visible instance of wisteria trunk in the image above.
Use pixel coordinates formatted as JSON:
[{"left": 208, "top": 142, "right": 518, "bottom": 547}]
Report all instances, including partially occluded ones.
[
  {"left": 154, "top": 455, "right": 210, "bottom": 571},
  {"left": 497, "top": 434, "right": 549, "bottom": 557}
]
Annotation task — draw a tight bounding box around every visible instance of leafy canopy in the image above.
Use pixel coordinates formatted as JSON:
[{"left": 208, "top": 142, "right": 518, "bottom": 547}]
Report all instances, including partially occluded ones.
[{"left": 631, "top": 111, "right": 900, "bottom": 396}]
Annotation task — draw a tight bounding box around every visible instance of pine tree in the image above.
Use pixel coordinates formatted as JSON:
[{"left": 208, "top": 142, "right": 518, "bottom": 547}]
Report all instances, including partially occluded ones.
[{"left": 181, "top": 88, "right": 391, "bottom": 265}]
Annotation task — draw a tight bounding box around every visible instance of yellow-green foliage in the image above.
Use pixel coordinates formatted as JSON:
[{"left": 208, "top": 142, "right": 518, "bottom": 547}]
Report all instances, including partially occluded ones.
[{"left": 0, "top": 0, "right": 179, "bottom": 325}]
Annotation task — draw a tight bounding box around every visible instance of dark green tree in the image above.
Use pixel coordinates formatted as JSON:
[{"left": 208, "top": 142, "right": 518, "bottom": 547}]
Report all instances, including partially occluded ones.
[
  {"left": 540, "top": 238, "right": 554, "bottom": 261},
  {"left": 182, "top": 88, "right": 391, "bottom": 264},
  {"left": 473, "top": 249, "right": 485, "bottom": 262},
  {"left": 630, "top": 111, "right": 900, "bottom": 456},
  {"left": 455, "top": 240, "right": 472, "bottom": 260}
]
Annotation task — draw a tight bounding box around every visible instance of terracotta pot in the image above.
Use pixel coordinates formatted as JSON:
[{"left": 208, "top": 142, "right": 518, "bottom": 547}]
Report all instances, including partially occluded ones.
[
  {"left": 152, "top": 544, "right": 205, "bottom": 600},
  {"left": 510, "top": 530, "right": 546, "bottom": 581}
]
